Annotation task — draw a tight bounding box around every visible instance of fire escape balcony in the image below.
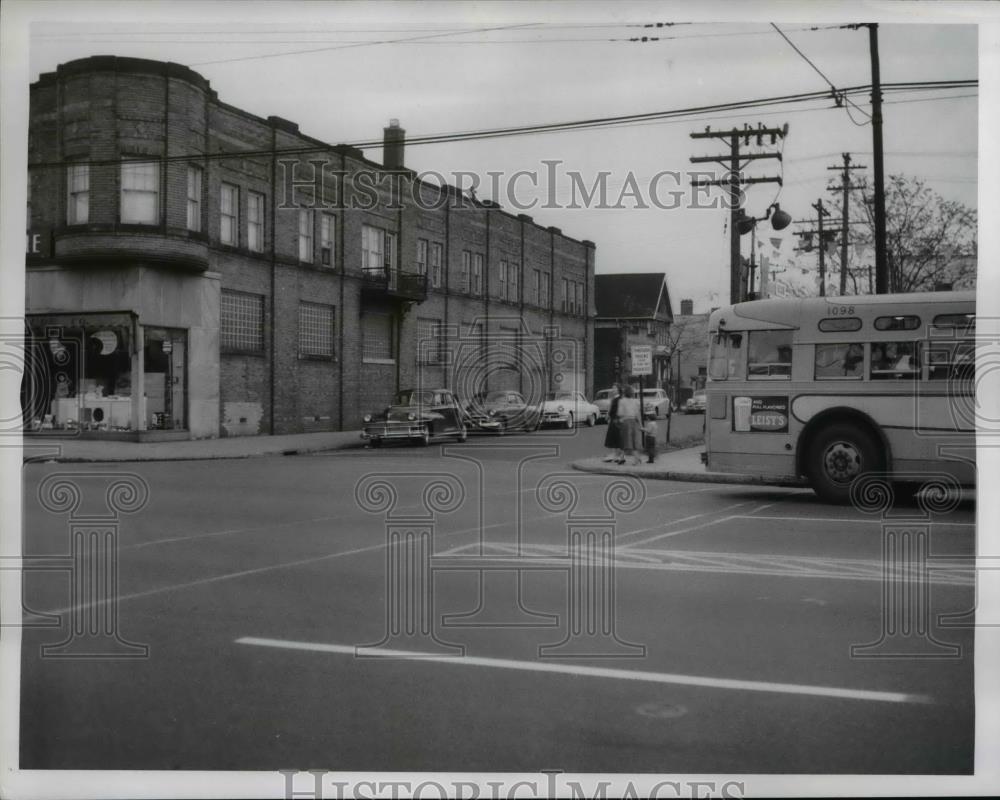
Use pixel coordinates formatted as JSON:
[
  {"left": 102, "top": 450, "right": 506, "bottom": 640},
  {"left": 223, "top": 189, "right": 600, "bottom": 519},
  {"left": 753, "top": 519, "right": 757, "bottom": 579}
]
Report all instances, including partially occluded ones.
[{"left": 361, "top": 266, "right": 428, "bottom": 303}]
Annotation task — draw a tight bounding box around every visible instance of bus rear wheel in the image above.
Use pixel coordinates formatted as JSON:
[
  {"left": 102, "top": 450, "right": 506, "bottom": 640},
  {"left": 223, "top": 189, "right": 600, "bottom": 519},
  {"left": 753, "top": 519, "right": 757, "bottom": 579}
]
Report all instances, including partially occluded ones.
[{"left": 806, "top": 423, "right": 881, "bottom": 505}]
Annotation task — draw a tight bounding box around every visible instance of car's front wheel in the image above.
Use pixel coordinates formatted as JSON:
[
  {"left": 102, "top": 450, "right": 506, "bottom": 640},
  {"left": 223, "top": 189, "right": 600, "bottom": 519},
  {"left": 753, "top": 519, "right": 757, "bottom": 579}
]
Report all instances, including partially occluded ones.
[
  {"left": 565, "top": 413, "right": 574, "bottom": 430},
  {"left": 587, "top": 413, "right": 596, "bottom": 427}
]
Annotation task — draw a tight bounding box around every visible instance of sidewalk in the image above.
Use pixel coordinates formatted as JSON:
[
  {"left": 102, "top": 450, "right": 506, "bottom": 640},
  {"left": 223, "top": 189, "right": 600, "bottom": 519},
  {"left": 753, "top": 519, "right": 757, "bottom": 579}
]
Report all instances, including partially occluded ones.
[
  {"left": 571, "top": 445, "right": 806, "bottom": 487},
  {"left": 21, "top": 430, "right": 367, "bottom": 463}
]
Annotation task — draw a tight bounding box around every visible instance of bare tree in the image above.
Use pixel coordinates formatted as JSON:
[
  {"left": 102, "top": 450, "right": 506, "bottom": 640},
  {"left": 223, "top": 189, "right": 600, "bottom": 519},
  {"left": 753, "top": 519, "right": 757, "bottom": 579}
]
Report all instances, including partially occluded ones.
[{"left": 824, "top": 174, "right": 977, "bottom": 294}]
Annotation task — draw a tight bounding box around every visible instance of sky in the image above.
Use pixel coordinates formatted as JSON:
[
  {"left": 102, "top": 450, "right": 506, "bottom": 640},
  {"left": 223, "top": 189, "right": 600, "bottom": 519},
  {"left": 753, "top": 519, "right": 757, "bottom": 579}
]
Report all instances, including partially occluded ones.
[{"left": 4, "top": 2, "right": 989, "bottom": 314}]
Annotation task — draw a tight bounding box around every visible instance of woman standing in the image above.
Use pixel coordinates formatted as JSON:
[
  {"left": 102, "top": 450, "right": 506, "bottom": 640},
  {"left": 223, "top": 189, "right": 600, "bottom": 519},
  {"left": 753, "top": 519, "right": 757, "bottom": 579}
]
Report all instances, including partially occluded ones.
[
  {"left": 615, "top": 385, "right": 643, "bottom": 466},
  {"left": 601, "top": 384, "right": 622, "bottom": 462}
]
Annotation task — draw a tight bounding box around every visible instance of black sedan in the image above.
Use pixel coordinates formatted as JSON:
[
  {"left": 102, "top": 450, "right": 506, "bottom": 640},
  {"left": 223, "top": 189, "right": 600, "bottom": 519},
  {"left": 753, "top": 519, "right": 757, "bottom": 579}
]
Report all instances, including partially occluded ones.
[{"left": 361, "top": 388, "right": 468, "bottom": 447}]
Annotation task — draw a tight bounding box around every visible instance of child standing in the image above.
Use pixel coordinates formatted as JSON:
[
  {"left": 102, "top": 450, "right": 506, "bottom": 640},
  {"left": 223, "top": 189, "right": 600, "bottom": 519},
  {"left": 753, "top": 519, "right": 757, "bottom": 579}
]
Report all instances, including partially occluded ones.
[{"left": 643, "top": 416, "right": 658, "bottom": 464}]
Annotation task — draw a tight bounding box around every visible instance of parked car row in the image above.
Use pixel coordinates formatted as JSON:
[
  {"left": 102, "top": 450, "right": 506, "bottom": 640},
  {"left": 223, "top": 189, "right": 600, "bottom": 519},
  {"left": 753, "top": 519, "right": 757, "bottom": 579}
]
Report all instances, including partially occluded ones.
[{"left": 361, "top": 385, "right": 695, "bottom": 446}]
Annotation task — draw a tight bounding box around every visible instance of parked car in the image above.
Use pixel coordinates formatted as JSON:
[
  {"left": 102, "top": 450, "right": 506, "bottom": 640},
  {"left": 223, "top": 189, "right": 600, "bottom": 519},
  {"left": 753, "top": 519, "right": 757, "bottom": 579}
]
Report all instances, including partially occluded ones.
[
  {"left": 593, "top": 388, "right": 618, "bottom": 423},
  {"left": 361, "top": 388, "right": 468, "bottom": 446},
  {"left": 684, "top": 391, "right": 707, "bottom": 414},
  {"left": 538, "top": 391, "right": 600, "bottom": 428},
  {"left": 463, "top": 390, "right": 538, "bottom": 434},
  {"left": 641, "top": 387, "right": 672, "bottom": 419}
]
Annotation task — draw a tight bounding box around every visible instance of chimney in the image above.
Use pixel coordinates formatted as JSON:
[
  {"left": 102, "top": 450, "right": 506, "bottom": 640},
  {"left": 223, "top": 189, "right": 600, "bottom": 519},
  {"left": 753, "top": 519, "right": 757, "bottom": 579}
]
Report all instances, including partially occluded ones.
[
  {"left": 383, "top": 118, "right": 405, "bottom": 170},
  {"left": 680, "top": 299, "right": 693, "bottom": 316}
]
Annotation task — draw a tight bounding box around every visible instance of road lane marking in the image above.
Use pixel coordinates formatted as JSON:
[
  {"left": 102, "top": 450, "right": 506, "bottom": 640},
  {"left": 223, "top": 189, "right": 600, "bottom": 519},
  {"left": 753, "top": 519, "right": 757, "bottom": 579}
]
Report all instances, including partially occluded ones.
[
  {"left": 234, "top": 636, "right": 931, "bottom": 704},
  {"left": 736, "top": 514, "right": 975, "bottom": 527},
  {"left": 427, "top": 542, "right": 974, "bottom": 585}
]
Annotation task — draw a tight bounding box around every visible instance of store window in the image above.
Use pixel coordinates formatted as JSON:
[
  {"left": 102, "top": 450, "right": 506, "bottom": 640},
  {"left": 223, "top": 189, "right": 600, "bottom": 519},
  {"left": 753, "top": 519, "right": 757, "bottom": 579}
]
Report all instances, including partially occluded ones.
[
  {"left": 24, "top": 314, "right": 133, "bottom": 432},
  {"left": 121, "top": 161, "right": 160, "bottom": 224}
]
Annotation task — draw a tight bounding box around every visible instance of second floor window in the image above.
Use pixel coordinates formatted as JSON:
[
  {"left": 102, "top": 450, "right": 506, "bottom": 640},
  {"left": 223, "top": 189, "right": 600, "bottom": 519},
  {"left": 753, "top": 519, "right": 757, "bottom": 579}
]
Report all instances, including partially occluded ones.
[
  {"left": 298, "top": 209, "right": 314, "bottom": 263},
  {"left": 461, "top": 251, "right": 471, "bottom": 293},
  {"left": 473, "top": 253, "right": 484, "bottom": 295},
  {"left": 430, "top": 243, "right": 443, "bottom": 288},
  {"left": 320, "top": 213, "right": 335, "bottom": 266},
  {"left": 533, "top": 269, "right": 541, "bottom": 306},
  {"left": 220, "top": 183, "right": 238, "bottom": 245},
  {"left": 416, "top": 239, "right": 428, "bottom": 278},
  {"left": 121, "top": 161, "right": 159, "bottom": 224},
  {"left": 186, "top": 166, "right": 202, "bottom": 232},
  {"left": 362, "top": 224, "right": 396, "bottom": 273},
  {"left": 509, "top": 262, "right": 519, "bottom": 303},
  {"left": 499, "top": 260, "right": 508, "bottom": 300},
  {"left": 67, "top": 164, "right": 89, "bottom": 225},
  {"left": 248, "top": 191, "right": 265, "bottom": 252}
]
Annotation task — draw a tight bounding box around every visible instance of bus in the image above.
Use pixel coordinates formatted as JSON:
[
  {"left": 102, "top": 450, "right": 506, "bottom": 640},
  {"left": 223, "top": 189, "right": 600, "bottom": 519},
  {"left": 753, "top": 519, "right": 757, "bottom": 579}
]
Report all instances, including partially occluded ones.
[{"left": 704, "top": 291, "right": 976, "bottom": 503}]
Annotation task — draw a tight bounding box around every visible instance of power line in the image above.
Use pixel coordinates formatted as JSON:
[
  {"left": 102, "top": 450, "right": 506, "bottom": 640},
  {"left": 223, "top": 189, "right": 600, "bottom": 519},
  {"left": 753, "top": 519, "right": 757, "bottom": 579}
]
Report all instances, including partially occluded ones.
[
  {"left": 25, "top": 80, "right": 976, "bottom": 170},
  {"left": 187, "top": 23, "right": 543, "bottom": 66}
]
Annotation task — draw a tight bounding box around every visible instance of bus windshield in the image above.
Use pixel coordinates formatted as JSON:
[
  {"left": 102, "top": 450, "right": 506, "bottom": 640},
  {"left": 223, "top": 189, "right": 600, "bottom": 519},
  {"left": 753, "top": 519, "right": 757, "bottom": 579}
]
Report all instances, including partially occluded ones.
[{"left": 709, "top": 332, "right": 744, "bottom": 380}]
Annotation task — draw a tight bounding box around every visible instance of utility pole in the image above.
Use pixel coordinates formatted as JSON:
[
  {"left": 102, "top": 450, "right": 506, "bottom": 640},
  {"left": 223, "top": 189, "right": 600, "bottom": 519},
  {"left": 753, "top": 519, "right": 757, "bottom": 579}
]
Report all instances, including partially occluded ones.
[
  {"left": 795, "top": 200, "right": 841, "bottom": 298},
  {"left": 689, "top": 123, "right": 788, "bottom": 305},
  {"left": 827, "top": 153, "right": 866, "bottom": 295},
  {"left": 868, "top": 24, "right": 889, "bottom": 294}
]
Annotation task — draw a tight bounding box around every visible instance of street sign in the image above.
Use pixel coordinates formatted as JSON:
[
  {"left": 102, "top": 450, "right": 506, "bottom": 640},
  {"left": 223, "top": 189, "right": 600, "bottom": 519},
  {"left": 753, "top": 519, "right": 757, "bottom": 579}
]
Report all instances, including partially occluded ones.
[{"left": 631, "top": 345, "right": 653, "bottom": 376}]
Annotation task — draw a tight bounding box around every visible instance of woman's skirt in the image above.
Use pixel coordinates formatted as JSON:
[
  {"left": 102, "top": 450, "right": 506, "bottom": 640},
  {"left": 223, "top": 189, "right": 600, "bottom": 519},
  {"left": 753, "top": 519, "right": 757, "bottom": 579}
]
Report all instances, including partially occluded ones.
[
  {"left": 603, "top": 419, "right": 622, "bottom": 449},
  {"left": 617, "top": 418, "right": 643, "bottom": 452}
]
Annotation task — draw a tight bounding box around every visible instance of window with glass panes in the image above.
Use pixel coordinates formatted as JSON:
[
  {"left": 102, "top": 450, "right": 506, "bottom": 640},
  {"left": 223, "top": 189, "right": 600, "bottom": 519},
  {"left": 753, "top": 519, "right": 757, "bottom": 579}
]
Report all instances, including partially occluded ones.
[
  {"left": 362, "top": 225, "right": 395, "bottom": 274},
  {"left": 509, "top": 262, "right": 519, "bottom": 303},
  {"left": 248, "top": 191, "right": 265, "bottom": 252},
  {"left": 431, "top": 243, "right": 443, "bottom": 288},
  {"left": 120, "top": 161, "right": 160, "bottom": 224},
  {"left": 186, "top": 166, "right": 202, "bottom": 232},
  {"left": 362, "top": 312, "right": 395, "bottom": 361},
  {"left": 461, "top": 251, "right": 471, "bottom": 293},
  {"left": 298, "top": 209, "right": 314, "bottom": 262},
  {"left": 220, "top": 290, "right": 264, "bottom": 353},
  {"left": 499, "top": 260, "right": 508, "bottom": 299},
  {"left": 473, "top": 253, "right": 484, "bottom": 295},
  {"left": 67, "top": 164, "right": 89, "bottom": 225},
  {"left": 220, "top": 183, "right": 238, "bottom": 245},
  {"left": 320, "top": 214, "right": 335, "bottom": 266},
  {"left": 298, "top": 302, "right": 335, "bottom": 358},
  {"left": 416, "top": 239, "right": 428, "bottom": 278}
]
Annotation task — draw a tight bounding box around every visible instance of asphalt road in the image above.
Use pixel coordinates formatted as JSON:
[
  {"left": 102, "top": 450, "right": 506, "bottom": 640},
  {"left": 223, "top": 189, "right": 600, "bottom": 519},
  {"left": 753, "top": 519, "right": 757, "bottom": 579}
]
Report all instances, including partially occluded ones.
[{"left": 19, "top": 422, "right": 975, "bottom": 774}]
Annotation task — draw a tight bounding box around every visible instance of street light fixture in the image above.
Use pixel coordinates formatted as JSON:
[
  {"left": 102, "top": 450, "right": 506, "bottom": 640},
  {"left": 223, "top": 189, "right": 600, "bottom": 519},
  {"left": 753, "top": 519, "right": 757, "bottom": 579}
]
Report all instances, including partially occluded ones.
[{"left": 735, "top": 202, "right": 792, "bottom": 236}]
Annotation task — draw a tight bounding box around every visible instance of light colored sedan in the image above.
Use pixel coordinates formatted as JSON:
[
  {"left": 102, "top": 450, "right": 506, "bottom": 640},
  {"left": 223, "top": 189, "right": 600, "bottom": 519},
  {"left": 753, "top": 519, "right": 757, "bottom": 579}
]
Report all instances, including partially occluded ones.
[
  {"left": 593, "top": 388, "right": 618, "bottom": 423},
  {"left": 539, "top": 391, "right": 600, "bottom": 429},
  {"left": 641, "top": 388, "right": 672, "bottom": 419}
]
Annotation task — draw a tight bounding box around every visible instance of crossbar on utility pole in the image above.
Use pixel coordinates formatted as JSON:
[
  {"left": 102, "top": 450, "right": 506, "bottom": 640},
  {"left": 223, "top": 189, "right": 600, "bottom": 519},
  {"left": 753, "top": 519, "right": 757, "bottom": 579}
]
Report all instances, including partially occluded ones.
[
  {"left": 689, "top": 123, "right": 788, "bottom": 305},
  {"left": 827, "top": 153, "right": 866, "bottom": 296}
]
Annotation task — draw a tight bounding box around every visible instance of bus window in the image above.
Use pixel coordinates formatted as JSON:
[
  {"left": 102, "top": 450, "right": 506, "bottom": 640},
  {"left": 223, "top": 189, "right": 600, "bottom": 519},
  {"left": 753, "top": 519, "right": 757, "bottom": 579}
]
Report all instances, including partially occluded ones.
[
  {"left": 818, "top": 317, "right": 862, "bottom": 333},
  {"left": 875, "top": 315, "right": 921, "bottom": 331},
  {"left": 925, "top": 340, "right": 976, "bottom": 381},
  {"left": 870, "top": 341, "right": 919, "bottom": 379},
  {"left": 748, "top": 330, "right": 792, "bottom": 379},
  {"left": 708, "top": 332, "right": 744, "bottom": 380},
  {"left": 815, "top": 343, "right": 864, "bottom": 379}
]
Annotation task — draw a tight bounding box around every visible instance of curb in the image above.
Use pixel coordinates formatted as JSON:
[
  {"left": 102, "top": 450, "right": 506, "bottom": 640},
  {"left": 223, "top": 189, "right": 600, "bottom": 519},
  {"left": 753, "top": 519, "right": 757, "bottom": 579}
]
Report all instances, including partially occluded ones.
[
  {"left": 571, "top": 459, "right": 807, "bottom": 487},
  {"left": 21, "top": 438, "right": 368, "bottom": 464}
]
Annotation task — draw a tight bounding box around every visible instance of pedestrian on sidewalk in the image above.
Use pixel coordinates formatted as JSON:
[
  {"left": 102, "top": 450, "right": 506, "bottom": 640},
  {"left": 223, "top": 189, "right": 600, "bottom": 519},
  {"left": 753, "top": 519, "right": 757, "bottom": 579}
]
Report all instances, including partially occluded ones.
[
  {"left": 616, "top": 385, "right": 643, "bottom": 466},
  {"left": 643, "top": 416, "right": 658, "bottom": 464},
  {"left": 601, "top": 383, "right": 623, "bottom": 462}
]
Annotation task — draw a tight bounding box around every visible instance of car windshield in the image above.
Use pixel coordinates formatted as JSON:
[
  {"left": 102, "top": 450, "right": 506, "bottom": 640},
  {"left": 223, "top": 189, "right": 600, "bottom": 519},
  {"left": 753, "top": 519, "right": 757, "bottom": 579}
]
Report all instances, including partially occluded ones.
[
  {"left": 545, "top": 392, "right": 574, "bottom": 401},
  {"left": 641, "top": 390, "right": 661, "bottom": 397},
  {"left": 595, "top": 390, "right": 614, "bottom": 400},
  {"left": 693, "top": 392, "right": 706, "bottom": 400},
  {"left": 395, "top": 390, "right": 435, "bottom": 405}
]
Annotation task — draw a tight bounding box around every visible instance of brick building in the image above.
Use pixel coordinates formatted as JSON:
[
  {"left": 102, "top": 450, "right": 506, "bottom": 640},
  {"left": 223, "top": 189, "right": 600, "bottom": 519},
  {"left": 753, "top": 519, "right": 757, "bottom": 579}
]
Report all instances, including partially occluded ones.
[{"left": 24, "top": 56, "right": 594, "bottom": 438}]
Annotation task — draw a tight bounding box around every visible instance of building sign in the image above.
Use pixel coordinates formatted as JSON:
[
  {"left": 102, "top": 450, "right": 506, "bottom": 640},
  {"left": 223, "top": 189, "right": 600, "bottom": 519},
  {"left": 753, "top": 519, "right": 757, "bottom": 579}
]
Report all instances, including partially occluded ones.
[
  {"left": 26, "top": 229, "right": 52, "bottom": 258},
  {"left": 631, "top": 344, "right": 653, "bottom": 376},
  {"left": 733, "top": 395, "right": 789, "bottom": 432}
]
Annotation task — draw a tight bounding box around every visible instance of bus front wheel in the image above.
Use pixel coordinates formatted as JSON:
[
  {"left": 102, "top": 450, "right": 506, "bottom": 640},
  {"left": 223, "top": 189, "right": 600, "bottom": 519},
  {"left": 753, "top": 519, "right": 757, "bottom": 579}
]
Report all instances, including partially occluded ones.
[{"left": 806, "top": 423, "right": 881, "bottom": 505}]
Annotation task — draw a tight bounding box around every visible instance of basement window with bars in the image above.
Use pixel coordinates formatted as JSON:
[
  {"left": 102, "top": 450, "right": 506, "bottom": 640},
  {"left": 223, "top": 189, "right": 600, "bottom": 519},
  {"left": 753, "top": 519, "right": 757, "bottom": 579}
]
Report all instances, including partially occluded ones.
[
  {"left": 221, "top": 290, "right": 264, "bottom": 354},
  {"left": 298, "top": 302, "right": 335, "bottom": 359}
]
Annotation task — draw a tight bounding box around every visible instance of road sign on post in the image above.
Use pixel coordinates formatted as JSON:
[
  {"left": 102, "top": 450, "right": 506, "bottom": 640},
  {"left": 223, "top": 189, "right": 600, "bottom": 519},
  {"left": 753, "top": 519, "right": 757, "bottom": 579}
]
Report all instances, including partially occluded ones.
[{"left": 631, "top": 345, "right": 653, "bottom": 376}]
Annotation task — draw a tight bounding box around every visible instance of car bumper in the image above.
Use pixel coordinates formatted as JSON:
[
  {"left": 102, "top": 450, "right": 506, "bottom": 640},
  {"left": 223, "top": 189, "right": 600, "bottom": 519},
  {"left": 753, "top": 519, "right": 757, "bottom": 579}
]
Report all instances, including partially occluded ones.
[
  {"left": 541, "top": 412, "right": 570, "bottom": 425},
  {"left": 468, "top": 417, "right": 504, "bottom": 431},
  {"left": 361, "top": 423, "right": 426, "bottom": 440}
]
